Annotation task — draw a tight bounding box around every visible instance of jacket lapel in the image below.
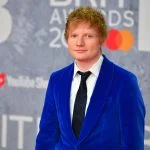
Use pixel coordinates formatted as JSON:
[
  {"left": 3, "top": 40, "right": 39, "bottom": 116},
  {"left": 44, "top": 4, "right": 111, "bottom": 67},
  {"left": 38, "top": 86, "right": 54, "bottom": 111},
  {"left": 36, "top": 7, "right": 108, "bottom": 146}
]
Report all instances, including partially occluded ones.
[
  {"left": 77, "top": 55, "right": 114, "bottom": 144},
  {"left": 58, "top": 64, "right": 77, "bottom": 143}
]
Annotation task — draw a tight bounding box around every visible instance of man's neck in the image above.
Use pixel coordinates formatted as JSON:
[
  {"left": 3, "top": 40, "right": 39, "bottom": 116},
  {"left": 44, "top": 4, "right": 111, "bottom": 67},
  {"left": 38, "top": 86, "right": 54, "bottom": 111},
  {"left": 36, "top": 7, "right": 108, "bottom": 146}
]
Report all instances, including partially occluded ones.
[{"left": 75, "top": 52, "right": 102, "bottom": 72}]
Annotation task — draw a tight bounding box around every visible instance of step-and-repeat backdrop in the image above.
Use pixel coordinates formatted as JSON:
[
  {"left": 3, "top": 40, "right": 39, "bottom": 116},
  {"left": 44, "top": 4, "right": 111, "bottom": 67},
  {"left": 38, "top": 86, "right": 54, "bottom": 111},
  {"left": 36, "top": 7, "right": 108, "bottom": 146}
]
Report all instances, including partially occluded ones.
[{"left": 0, "top": 0, "right": 150, "bottom": 149}]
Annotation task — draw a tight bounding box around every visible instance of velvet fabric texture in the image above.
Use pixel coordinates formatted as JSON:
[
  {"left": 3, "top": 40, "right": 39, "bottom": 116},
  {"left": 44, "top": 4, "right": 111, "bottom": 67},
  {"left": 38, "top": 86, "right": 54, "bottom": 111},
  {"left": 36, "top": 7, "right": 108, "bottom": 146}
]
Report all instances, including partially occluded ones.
[{"left": 35, "top": 56, "right": 145, "bottom": 150}]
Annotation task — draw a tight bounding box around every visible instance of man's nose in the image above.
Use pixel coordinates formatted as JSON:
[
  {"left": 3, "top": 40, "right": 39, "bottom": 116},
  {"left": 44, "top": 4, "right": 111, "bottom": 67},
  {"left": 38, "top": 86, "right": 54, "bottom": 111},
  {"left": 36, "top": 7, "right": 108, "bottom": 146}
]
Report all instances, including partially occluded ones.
[{"left": 76, "top": 36, "right": 85, "bottom": 46}]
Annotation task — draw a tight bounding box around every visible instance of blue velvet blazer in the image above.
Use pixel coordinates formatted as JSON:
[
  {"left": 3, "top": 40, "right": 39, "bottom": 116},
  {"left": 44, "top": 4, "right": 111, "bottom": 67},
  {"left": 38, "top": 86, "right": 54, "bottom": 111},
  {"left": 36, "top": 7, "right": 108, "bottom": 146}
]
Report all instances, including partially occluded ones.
[{"left": 35, "top": 56, "right": 145, "bottom": 150}]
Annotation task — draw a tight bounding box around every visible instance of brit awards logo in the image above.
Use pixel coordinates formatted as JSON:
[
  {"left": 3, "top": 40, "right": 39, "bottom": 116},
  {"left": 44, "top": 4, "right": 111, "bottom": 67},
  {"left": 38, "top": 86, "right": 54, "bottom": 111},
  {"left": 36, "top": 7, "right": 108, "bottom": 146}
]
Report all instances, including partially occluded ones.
[{"left": 49, "top": 0, "right": 135, "bottom": 52}]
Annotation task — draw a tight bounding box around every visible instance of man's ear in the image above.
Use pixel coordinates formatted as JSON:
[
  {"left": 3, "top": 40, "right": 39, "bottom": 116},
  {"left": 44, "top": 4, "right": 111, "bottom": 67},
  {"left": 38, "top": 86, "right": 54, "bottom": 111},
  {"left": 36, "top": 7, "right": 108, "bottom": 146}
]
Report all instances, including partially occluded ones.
[
  {"left": 99, "top": 39, "right": 104, "bottom": 48},
  {"left": 101, "top": 38, "right": 106, "bottom": 44}
]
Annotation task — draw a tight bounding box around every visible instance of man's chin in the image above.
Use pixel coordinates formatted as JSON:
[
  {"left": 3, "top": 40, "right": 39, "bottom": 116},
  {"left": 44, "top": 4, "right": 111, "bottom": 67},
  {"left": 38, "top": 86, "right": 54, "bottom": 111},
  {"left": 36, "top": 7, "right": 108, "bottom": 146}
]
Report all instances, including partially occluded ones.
[{"left": 75, "top": 57, "right": 88, "bottom": 62}]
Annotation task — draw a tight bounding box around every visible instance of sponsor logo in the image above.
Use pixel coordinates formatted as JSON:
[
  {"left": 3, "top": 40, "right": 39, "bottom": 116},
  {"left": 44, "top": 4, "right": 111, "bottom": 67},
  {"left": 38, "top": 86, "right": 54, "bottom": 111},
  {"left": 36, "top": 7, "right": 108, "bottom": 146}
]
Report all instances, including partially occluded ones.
[
  {"left": 105, "top": 29, "right": 134, "bottom": 51},
  {"left": 0, "top": 72, "right": 6, "bottom": 87},
  {"left": 0, "top": 73, "right": 48, "bottom": 89}
]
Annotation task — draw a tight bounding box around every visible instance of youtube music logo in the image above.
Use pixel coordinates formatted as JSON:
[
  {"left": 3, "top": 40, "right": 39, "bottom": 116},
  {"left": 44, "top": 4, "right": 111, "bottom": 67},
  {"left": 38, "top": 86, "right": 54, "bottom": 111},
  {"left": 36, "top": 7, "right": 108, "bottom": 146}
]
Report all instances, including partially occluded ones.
[{"left": 0, "top": 73, "right": 6, "bottom": 87}]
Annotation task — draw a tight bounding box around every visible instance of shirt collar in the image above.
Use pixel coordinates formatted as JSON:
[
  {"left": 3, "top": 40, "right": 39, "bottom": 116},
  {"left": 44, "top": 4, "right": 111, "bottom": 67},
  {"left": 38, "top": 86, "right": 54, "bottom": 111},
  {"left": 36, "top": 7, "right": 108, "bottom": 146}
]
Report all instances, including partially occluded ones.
[{"left": 73, "top": 54, "right": 104, "bottom": 78}]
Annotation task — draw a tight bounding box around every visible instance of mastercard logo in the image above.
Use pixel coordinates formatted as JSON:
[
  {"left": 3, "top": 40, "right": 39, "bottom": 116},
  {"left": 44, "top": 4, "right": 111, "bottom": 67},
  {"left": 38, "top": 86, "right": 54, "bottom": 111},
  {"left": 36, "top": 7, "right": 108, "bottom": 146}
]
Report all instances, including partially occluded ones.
[{"left": 105, "top": 29, "right": 134, "bottom": 51}]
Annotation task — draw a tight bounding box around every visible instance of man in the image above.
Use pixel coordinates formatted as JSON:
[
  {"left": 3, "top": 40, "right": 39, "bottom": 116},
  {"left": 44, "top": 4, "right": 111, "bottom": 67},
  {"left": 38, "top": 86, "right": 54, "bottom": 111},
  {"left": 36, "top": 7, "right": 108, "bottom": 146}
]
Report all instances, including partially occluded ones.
[{"left": 35, "top": 6, "right": 145, "bottom": 150}]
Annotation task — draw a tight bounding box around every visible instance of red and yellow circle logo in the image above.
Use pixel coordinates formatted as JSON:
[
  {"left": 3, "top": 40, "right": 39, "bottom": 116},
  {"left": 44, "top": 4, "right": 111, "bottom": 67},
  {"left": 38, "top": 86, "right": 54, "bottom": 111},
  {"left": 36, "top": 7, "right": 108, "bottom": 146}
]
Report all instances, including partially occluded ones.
[{"left": 105, "top": 29, "right": 134, "bottom": 51}]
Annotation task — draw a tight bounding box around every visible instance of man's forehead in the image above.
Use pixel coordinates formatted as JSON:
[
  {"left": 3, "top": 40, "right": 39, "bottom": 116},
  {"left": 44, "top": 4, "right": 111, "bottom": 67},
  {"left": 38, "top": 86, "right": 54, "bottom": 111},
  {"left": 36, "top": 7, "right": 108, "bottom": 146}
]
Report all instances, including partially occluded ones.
[
  {"left": 69, "top": 22, "right": 98, "bottom": 31},
  {"left": 69, "top": 20, "right": 91, "bottom": 27}
]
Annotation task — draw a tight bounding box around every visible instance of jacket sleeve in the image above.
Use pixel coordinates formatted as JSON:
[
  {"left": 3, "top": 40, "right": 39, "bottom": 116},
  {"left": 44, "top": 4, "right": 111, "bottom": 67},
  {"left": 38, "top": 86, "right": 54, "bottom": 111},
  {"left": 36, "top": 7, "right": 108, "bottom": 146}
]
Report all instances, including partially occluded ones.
[
  {"left": 119, "top": 74, "right": 146, "bottom": 150},
  {"left": 35, "top": 73, "right": 60, "bottom": 150}
]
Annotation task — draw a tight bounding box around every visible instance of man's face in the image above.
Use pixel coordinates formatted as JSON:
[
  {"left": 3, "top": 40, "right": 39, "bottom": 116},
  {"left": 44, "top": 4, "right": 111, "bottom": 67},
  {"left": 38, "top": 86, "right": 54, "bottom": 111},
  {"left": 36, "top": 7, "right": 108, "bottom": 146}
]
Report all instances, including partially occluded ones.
[{"left": 67, "top": 22, "right": 102, "bottom": 65}]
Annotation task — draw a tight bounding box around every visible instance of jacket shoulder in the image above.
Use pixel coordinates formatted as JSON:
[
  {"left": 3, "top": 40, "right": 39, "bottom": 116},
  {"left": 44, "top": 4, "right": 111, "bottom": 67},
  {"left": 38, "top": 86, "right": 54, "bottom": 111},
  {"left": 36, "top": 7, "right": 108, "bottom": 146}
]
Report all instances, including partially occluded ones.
[
  {"left": 113, "top": 63, "right": 137, "bottom": 82},
  {"left": 50, "top": 63, "right": 74, "bottom": 79}
]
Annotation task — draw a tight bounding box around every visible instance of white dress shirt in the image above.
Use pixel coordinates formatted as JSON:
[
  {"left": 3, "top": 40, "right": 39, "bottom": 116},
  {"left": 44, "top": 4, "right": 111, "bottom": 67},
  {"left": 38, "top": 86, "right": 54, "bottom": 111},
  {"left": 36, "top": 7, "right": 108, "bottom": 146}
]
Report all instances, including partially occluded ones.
[{"left": 70, "top": 55, "right": 104, "bottom": 122}]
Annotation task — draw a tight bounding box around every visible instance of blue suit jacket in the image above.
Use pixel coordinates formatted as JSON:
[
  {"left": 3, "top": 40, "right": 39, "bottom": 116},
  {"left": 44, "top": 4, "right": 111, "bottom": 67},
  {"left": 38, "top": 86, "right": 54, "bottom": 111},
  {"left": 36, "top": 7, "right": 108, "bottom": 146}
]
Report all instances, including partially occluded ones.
[{"left": 35, "top": 56, "right": 145, "bottom": 150}]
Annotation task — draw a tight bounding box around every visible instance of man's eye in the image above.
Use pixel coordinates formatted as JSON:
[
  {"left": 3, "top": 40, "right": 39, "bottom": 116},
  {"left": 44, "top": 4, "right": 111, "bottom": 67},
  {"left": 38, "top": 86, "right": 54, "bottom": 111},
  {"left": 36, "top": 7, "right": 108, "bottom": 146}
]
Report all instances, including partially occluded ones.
[
  {"left": 85, "top": 34, "right": 94, "bottom": 38},
  {"left": 71, "top": 34, "right": 77, "bottom": 38}
]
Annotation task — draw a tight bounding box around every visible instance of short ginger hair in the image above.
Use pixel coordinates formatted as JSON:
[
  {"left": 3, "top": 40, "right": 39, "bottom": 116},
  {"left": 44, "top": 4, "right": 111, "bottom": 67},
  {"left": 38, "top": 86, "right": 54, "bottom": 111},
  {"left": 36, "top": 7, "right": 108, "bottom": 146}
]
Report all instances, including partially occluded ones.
[{"left": 64, "top": 6, "right": 108, "bottom": 42}]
